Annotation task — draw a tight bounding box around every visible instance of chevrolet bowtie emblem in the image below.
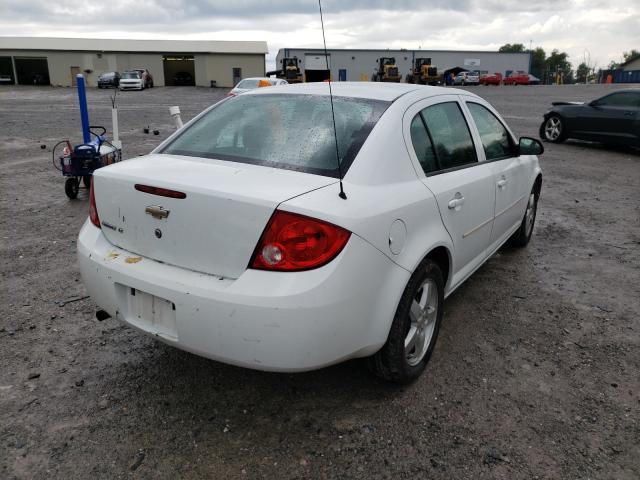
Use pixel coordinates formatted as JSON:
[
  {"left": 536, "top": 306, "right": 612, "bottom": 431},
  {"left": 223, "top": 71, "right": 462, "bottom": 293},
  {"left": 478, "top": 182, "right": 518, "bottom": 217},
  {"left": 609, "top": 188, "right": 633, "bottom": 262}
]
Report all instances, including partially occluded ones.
[{"left": 145, "top": 205, "right": 170, "bottom": 219}]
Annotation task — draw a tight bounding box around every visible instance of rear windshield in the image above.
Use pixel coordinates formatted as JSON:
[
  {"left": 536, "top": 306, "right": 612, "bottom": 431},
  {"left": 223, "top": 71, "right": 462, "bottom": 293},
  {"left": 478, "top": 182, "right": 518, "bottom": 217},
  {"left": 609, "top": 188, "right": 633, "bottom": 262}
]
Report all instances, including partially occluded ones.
[{"left": 161, "top": 94, "right": 390, "bottom": 177}]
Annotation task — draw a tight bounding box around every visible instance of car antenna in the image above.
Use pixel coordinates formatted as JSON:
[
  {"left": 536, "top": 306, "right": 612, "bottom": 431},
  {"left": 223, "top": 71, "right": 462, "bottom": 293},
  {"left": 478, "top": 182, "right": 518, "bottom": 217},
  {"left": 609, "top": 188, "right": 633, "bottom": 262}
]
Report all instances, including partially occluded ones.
[{"left": 318, "top": 0, "right": 347, "bottom": 200}]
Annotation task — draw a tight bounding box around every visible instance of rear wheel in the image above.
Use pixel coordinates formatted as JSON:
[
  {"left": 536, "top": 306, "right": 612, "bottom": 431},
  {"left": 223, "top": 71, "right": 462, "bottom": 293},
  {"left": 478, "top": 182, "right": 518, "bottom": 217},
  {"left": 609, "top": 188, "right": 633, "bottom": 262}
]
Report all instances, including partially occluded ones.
[
  {"left": 65, "top": 177, "right": 79, "bottom": 199},
  {"left": 368, "top": 259, "right": 444, "bottom": 383},
  {"left": 540, "top": 114, "right": 566, "bottom": 143}
]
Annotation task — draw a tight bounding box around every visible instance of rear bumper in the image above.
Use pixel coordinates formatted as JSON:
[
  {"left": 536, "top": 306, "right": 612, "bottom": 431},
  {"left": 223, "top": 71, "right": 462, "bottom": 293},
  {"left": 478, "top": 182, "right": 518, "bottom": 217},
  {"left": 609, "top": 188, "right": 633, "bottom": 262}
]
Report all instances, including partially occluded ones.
[{"left": 77, "top": 220, "right": 410, "bottom": 372}]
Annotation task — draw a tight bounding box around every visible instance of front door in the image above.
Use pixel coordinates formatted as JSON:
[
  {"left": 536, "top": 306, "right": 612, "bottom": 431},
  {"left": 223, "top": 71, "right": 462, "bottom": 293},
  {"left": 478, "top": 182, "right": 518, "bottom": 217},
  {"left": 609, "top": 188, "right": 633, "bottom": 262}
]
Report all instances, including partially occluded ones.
[
  {"left": 404, "top": 96, "right": 495, "bottom": 287},
  {"left": 464, "top": 100, "right": 529, "bottom": 246},
  {"left": 70, "top": 66, "right": 80, "bottom": 86}
]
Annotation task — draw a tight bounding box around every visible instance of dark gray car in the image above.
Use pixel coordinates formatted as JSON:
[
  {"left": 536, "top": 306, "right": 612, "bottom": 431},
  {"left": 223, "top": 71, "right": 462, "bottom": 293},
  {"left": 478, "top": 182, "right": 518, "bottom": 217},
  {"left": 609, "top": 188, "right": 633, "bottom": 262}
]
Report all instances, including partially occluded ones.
[
  {"left": 540, "top": 89, "right": 640, "bottom": 147},
  {"left": 98, "top": 72, "right": 120, "bottom": 89}
]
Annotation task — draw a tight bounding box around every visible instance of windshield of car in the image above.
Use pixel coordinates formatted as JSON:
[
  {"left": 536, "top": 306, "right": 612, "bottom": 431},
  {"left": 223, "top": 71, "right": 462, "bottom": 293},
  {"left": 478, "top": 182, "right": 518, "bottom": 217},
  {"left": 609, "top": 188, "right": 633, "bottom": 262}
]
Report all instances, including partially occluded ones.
[
  {"left": 236, "top": 79, "right": 261, "bottom": 89},
  {"left": 122, "top": 72, "right": 140, "bottom": 79},
  {"left": 161, "top": 94, "right": 390, "bottom": 177},
  {"left": 100, "top": 72, "right": 115, "bottom": 78}
]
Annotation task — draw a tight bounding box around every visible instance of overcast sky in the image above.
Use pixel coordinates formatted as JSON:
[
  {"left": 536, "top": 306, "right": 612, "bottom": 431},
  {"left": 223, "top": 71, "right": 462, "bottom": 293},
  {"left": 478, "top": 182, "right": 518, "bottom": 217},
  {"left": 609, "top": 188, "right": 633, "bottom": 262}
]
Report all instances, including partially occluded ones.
[{"left": 1, "top": 0, "right": 637, "bottom": 71}]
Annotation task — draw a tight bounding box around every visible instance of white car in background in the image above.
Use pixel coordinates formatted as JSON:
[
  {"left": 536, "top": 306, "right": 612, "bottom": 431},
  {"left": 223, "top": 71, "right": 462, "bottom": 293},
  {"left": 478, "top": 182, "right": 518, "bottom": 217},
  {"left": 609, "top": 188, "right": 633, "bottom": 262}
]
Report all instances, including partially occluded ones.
[
  {"left": 119, "top": 71, "right": 145, "bottom": 91},
  {"left": 79, "top": 83, "right": 543, "bottom": 383},
  {"left": 227, "top": 77, "right": 288, "bottom": 96}
]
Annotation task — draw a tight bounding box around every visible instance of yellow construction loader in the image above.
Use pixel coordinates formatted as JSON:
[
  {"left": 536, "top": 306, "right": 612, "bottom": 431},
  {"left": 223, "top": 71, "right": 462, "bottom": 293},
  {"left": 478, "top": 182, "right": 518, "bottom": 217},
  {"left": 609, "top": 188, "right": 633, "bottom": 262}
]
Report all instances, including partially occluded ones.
[{"left": 371, "top": 57, "right": 402, "bottom": 82}]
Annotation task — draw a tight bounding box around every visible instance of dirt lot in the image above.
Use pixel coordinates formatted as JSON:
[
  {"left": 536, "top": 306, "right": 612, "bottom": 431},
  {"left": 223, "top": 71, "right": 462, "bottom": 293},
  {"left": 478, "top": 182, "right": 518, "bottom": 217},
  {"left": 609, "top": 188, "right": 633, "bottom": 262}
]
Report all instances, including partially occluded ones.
[{"left": 1, "top": 84, "right": 638, "bottom": 479}]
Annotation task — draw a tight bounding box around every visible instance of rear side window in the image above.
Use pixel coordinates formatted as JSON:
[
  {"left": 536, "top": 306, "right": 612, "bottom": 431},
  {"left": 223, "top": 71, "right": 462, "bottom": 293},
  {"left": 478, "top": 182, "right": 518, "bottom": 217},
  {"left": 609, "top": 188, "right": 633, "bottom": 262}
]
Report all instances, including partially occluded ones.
[
  {"left": 162, "top": 94, "right": 389, "bottom": 177},
  {"left": 420, "top": 102, "right": 477, "bottom": 171},
  {"left": 410, "top": 115, "right": 438, "bottom": 174},
  {"left": 596, "top": 92, "right": 640, "bottom": 107},
  {"left": 467, "top": 103, "right": 515, "bottom": 160}
]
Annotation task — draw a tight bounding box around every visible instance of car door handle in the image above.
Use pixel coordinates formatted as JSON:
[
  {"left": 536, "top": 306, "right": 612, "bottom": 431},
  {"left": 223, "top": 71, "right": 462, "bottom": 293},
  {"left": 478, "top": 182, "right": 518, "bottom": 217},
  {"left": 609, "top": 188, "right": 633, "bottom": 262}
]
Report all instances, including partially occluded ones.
[
  {"left": 448, "top": 196, "right": 465, "bottom": 209},
  {"left": 497, "top": 179, "right": 508, "bottom": 189}
]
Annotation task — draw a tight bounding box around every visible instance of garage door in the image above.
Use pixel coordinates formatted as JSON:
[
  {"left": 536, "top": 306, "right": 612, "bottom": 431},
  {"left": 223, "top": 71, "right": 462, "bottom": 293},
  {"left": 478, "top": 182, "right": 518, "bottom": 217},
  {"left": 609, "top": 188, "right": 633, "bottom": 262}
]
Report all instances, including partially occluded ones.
[
  {"left": 15, "top": 57, "right": 49, "bottom": 85},
  {"left": 304, "top": 53, "right": 330, "bottom": 82},
  {"left": 163, "top": 55, "right": 195, "bottom": 86}
]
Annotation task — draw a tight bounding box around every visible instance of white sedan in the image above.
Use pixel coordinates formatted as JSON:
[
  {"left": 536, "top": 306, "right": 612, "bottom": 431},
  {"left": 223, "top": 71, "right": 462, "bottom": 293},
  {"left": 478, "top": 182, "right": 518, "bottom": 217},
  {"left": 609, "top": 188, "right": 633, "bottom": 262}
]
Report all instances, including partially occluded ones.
[
  {"left": 78, "top": 83, "right": 543, "bottom": 383},
  {"left": 227, "top": 77, "right": 288, "bottom": 97}
]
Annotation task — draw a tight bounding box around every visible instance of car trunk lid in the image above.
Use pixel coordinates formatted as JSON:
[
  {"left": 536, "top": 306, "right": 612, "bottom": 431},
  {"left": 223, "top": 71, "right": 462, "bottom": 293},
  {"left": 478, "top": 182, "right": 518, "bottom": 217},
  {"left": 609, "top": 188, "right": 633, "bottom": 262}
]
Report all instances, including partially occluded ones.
[{"left": 93, "top": 154, "right": 336, "bottom": 279}]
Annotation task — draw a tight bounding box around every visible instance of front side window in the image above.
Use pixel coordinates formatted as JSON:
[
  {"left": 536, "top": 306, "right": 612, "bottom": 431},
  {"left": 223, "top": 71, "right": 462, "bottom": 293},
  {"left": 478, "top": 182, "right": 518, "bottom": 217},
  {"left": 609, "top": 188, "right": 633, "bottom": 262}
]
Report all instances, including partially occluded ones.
[
  {"left": 467, "top": 102, "right": 515, "bottom": 160},
  {"left": 162, "top": 94, "right": 389, "bottom": 177},
  {"left": 420, "top": 102, "right": 477, "bottom": 171}
]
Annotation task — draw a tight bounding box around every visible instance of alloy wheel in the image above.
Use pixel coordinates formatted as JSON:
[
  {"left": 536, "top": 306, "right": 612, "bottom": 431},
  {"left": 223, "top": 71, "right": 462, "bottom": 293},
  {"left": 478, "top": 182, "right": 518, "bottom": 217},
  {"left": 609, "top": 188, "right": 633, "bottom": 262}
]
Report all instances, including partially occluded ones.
[
  {"left": 405, "top": 278, "right": 439, "bottom": 366},
  {"left": 524, "top": 193, "right": 536, "bottom": 237},
  {"left": 544, "top": 117, "right": 562, "bottom": 141}
]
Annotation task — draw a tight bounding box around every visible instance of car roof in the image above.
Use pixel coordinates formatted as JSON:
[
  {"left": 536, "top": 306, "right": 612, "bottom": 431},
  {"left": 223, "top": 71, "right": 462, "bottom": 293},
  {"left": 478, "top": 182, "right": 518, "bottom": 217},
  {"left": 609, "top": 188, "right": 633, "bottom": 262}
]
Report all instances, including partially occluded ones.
[
  {"left": 603, "top": 88, "right": 640, "bottom": 93},
  {"left": 246, "top": 81, "right": 454, "bottom": 101}
]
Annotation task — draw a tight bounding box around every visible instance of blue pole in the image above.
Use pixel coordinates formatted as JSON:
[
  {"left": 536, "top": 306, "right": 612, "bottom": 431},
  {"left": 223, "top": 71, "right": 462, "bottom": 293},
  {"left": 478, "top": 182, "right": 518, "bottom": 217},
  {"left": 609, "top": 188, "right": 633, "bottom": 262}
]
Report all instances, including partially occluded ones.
[{"left": 76, "top": 74, "right": 90, "bottom": 144}]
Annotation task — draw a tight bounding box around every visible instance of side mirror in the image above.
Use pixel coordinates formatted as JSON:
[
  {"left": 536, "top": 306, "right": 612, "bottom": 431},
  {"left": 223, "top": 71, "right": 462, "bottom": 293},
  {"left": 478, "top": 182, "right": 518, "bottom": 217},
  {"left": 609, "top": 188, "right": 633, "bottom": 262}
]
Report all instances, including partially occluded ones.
[{"left": 519, "top": 137, "right": 544, "bottom": 156}]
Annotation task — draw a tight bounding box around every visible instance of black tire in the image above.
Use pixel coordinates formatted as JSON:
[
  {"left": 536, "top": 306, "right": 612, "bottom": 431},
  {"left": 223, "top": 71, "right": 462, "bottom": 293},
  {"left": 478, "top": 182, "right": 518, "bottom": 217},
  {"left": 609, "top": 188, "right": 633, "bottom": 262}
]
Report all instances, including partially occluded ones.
[
  {"left": 65, "top": 177, "right": 79, "bottom": 199},
  {"left": 509, "top": 186, "right": 539, "bottom": 247},
  {"left": 368, "top": 259, "right": 444, "bottom": 383},
  {"left": 539, "top": 114, "right": 566, "bottom": 143},
  {"left": 82, "top": 175, "right": 91, "bottom": 189}
]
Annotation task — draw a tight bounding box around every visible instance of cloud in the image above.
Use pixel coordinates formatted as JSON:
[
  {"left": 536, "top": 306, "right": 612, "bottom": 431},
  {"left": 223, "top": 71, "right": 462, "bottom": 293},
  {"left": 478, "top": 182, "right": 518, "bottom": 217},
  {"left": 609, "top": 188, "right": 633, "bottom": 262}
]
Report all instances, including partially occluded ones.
[{"left": 0, "top": 0, "right": 637, "bottom": 70}]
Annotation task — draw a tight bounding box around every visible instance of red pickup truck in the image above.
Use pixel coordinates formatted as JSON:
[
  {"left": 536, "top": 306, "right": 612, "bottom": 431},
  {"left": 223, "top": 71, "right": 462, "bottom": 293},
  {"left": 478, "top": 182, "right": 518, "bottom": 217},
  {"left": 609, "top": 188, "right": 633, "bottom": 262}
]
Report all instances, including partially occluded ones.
[{"left": 503, "top": 71, "right": 530, "bottom": 85}]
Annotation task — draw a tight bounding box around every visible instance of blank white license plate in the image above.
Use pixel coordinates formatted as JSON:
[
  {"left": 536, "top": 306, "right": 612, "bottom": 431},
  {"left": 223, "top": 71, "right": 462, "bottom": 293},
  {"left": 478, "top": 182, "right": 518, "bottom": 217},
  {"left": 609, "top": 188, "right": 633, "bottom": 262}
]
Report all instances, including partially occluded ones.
[{"left": 124, "top": 288, "right": 177, "bottom": 341}]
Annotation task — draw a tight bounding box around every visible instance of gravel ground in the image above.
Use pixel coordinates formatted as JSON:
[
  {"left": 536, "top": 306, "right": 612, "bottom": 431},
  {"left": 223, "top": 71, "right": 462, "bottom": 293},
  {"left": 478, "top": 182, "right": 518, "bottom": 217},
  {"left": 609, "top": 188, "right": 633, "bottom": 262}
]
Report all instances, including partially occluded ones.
[{"left": 1, "top": 84, "right": 638, "bottom": 479}]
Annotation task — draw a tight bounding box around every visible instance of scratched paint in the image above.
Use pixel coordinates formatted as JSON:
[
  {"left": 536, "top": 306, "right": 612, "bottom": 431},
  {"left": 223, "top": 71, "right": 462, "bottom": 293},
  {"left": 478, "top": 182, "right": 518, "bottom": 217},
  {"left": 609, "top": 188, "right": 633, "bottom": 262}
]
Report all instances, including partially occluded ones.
[{"left": 125, "top": 256, "right": 142, "bottom": 264}]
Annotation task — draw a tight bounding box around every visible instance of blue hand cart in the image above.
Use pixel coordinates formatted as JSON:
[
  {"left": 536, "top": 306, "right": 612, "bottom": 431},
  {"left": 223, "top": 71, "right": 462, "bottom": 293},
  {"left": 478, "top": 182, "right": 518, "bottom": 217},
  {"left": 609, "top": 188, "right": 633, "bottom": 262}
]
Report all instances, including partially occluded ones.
[{"left": 53, "top": 125, "right": 122, "bottom": 199}]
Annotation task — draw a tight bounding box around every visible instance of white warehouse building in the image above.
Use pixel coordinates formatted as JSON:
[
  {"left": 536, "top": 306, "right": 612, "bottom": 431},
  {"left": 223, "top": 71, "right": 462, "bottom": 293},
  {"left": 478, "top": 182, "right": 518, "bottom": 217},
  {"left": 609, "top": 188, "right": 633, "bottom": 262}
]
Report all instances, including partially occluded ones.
[
  {"left": 275, "top": 48, "right": 531, "bottom": 82},
  {"left": 0, "top": 37, "right": 268, "bottom": 88}
]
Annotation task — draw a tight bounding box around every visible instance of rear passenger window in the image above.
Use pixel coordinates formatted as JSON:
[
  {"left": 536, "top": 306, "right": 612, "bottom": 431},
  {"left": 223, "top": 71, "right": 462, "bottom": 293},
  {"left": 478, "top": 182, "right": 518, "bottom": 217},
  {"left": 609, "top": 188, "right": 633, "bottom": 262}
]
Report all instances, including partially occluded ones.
[
  {"left": 467, "top": 103, "right": 515, "bottom": 160},
  {"left": 421, "top": 102, "right": 477, "bottom": 170},
  {"left": 410, "top": 115, "right": 438, "bottom": 174}
]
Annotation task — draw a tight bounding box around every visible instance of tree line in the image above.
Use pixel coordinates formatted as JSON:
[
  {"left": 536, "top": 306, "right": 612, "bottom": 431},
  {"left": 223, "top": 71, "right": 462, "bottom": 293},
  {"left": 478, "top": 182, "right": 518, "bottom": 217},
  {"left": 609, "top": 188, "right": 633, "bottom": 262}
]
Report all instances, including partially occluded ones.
[{"left": 498, "top": 43, "right": 639, "bottom": 84}]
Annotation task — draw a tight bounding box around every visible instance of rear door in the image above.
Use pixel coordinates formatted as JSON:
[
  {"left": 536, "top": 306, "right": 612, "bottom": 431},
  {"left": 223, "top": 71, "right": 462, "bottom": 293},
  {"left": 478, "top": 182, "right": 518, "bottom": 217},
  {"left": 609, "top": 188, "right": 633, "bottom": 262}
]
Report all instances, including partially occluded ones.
[
  {"left": 463, "top": 100, "right": 529, "bottom": 247},
  {"left": 403, "top": 95, "right": 495, "bottom": 285}
]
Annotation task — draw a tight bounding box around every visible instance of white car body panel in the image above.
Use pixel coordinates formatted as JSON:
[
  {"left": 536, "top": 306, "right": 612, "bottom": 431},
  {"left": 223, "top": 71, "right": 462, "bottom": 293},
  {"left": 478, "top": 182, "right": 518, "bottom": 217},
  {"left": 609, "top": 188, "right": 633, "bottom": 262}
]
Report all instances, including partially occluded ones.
[{"left": 79, "top": 82, "right": 541, "bottom": 371}]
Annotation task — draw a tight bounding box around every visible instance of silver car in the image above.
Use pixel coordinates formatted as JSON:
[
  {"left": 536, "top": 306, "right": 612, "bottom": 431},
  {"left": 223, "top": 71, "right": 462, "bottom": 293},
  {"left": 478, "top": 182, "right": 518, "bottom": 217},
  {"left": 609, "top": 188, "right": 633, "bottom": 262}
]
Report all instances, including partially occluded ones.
[{"left": 454, "top": 71, "right": 480, "bottom": 86}]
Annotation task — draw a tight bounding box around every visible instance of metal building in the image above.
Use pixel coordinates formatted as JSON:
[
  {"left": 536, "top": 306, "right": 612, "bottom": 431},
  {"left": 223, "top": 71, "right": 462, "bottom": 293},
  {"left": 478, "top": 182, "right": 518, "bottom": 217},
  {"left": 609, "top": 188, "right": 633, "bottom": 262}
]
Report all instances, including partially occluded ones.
[
  {"left": 276, "top": 48, "right": 531, "bottom": 82},
  {"left": 0, "top": 37, "right": 268, "bottom": 87}
]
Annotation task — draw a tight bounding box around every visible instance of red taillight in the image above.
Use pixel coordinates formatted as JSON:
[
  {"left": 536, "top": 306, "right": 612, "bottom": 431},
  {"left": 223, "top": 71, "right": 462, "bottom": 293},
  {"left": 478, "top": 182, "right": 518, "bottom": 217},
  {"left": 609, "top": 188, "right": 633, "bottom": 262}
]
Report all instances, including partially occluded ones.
[
  {"left": 89, "top": 178, "right": 100, "bottom": 228},
  {"left": 134, "top": 184, "right": 186, "bottom": 199},
  {"left": 250, "top": 211, "right": 351, "bottom": 272}
]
